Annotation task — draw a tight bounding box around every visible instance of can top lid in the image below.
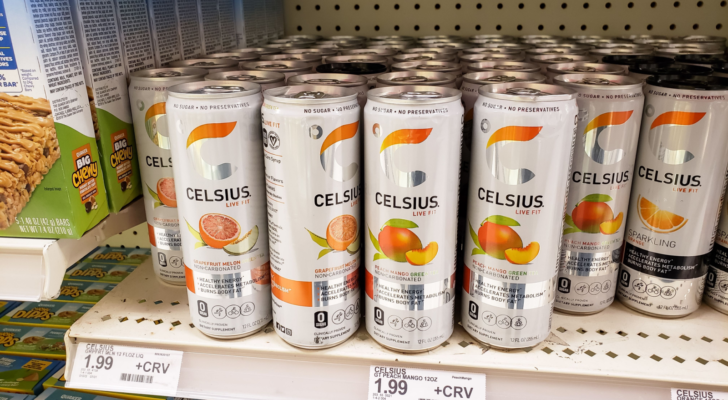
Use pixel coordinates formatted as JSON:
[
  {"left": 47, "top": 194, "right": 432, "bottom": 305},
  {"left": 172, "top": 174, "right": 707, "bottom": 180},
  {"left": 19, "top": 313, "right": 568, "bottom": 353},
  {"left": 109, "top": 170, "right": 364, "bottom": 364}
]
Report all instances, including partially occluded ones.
[
  {"left": 479, "top": 82, "right": 577, "bottom": 101},
  {"left": 341, "top": 48, "right": 398, "bottom": 56},
  {"left": 674, "top": 54, "right": 728, "bottom": 65},
  {"left": 403, "top": 47, "right": 459, "bottom": 55},
  {"left": 261, "top": 53, "right": 322, "bottom": 62},
  {"left": 392, "top": 61, "right": 461, "bottom": 72},
  {"left": 129, "top": 68, "right": 208, "bottom": 81},
  {"left": 205, "top": 70, "right": 285, "bottom": 83},
  {"left": 325, "top": 55, "right": 389, "bottom": 63},
  {"left": 461, "top": 53, "right": 523, "bottom": 62},
  {"left": 283, "top": 48, "right": 338, "bottom": 56},
  {"left": 207, "top": 52, "right": 261, "bottom": 62},
  {"left": 554, "top": 74, "right": 644, "bottom": 89},
  {"left": 316, "top": 63, "right": 388, "bottom": 75},
  {"left": 529, "top": 54, "right": 597, "bottom": 63},
  {"left": 393, "top": 53, "right": 452, "bottom": 62},
  {"left": 629, "top": 63, "right": 713, "bottom": 75},
  {"left": 229, "top": 47, "right": 282, "bottom": 55},
  {"left": 463, "top": 71, "right": 546, "bottom": 85},
  {"left": 678, "top": 35, "right": 727, "bottom": 43},
  {"left": 367, "top": 85, "right": 462, "bottom": 104},
  {"left": 169, "top": 59, "right": 239, "bottom": 69},
  {"left": 242, "top": 60, "right": 313, "bottom": 72},
  {"left": 525, "top": 47, "right": 585, "bottom": 54},
  {"left": 462, "top": 47, "right": 523, "bottom": 55},
  {"left": 167, "top": 81, "right": 261, "bottom": 98},
  {"left": 547, "top": 62, "right": 624, "bottom": 73},
  {"left": 264, "top": 85, "right": 359, "bottom": 103},
  {"left": 376, "top": 71, "right": 457, "bottom": 85},
  {"left": 468, "top": 61, "right": 541, "bottom": 72},
  {"left": 287, "top": 73, "right": 369, "bottom": 87},
  {"left": 601, "top": 55, "right": 674, "bottom": 66},
  {"left": 646, "top": 75, "right": 728, "bottom": 90}
]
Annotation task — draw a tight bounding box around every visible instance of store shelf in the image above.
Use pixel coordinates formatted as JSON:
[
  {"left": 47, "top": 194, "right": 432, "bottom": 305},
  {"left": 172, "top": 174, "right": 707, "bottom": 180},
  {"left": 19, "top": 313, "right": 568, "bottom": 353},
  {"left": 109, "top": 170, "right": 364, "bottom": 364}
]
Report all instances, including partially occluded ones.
[
  {"left": 0, "top": 199, "right": 146, "bottom": 302},
  {"left": 64, "top": 260, "right": 728, "bottom": 400}
]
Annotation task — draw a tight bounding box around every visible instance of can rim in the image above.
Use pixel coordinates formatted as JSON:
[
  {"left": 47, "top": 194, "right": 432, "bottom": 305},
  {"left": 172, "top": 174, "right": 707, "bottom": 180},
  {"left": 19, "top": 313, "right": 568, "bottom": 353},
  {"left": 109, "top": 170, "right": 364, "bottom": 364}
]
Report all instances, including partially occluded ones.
[
  {"left": 229, "top": 47, "right": 282, "bottom": 55},
  {"left": 546, "top": 62, "right": 625, "bottom": 74},
  {"left": 167, "top": 80, "right": 262, "bottom": 98},
  {"left": 204, "top": 70, "right": 286, "bottom": 83},
  {"left": 367, "top": 85, "right": 462, "bottom": 104},
  {"left": 554, "top": 73, "right": 645, "bottom": 89},
  {"left": 467, "top": 61, "right": 541, "bottom": 73},
  {"left": 376, "top": 71, "right": 457, "bottom": 85},
  {"left": 129, "top": 68, "right": 208, "bottom": 81},
  {"left": 392, "top": 61, "right": 462, "bottom": 73},
  {"left": 287, "top": 73, "right": 369, "bottom": 87},
  {"left": 263, "top": 85, "right": 359, "bottom": 103},
  {"left": 601, "top": 55, "right": 674, "bottom": 66},
  {"left": 169, "top": 59, "right": 239, "bottom": 69},
  {"left": 480, "top": 82, "right": 577, "bottom": 101},
  {"left": 241, "top": 60, "right": 313, "bottom": 72},
  {"left": 462, "top": 71, "right": 547, "bottom": 85},
  {"left": 207, "top": 52, "right": 261, "bottom": 61}
]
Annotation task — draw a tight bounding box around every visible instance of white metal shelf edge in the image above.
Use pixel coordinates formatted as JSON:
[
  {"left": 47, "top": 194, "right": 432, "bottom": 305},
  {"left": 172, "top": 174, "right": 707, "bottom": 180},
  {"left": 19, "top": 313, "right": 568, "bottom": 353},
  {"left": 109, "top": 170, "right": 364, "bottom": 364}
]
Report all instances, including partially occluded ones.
[
  {"left": 0, "top": 199, "right": 145, "bottom": 301},
  {"left": 64, "top": 261, "right": 728, "bottom": 400}
]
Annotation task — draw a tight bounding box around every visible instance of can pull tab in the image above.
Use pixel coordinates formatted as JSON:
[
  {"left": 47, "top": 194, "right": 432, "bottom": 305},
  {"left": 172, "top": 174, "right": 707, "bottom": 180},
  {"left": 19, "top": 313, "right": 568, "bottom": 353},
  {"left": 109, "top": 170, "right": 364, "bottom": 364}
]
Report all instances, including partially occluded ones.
[
  {"left": 153, "top": 71, "right": 183, "bottom": 77},
  {"left": 258, "top": 64, "right": 288, "bottom": 69},
  {"left": 484, "top": 75, "right": 520, "bottom": 83},
  {"left": 194, "top": 85, "right": 247, "bottom": 94},
  {"left": 504, "top": 87, "right": 550, "bottom": 96},
  {"left": 228, "top": 75, "right": 257, "bottom": 81},
  {"left": 293, "top": 91, "right": 328, "bottom": 99},
  {"left": 494, "top": 65, "right": 523, "bottom": 70},
  {"left": 579, "top": 77, "right": 617, "bottom": 85},
  {"left": 571, "top": 66, "right": 598, "bottom": 72},
  {"left": 190, "top": 62, "right": 218, "bottom": 67},
  {"left": 392, "top": 76, "right": 429, "bottom": 82},
  {"left": 306, "top": 79, "right": 343, "bottom": 84}
]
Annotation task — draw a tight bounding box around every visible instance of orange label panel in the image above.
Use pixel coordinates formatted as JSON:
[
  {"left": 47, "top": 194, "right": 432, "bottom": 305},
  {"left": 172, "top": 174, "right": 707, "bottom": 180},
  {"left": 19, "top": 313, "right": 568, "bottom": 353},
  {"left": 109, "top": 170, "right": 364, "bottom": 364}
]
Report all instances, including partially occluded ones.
[{"left": 271, "top": 270, "right": 313, "bottom": 307}]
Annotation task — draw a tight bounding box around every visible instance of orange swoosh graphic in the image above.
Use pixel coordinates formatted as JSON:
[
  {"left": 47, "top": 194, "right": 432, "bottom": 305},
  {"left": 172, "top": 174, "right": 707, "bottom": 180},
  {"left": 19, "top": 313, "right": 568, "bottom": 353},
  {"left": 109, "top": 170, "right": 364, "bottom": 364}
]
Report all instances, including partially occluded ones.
[
  {"left": 320, "top": 121, "right": 360, "bottom": 154},
  {"left": 650, "top": 111, "right": 705, "bottom": 130},
  {"left": 187, "top": 122, "right": 237, "bottom": 148},
  {"left": 145, "top": 102, "right": 166, "bottom": 121},
  {"left": 380, "top": 128, "right": 432, "bottom": 152},
  {"left": 486, "top": 126, "right": 542, "bottom": 148},
  {"left": 584, "top": 111, "right": 633, "bottom": 134}
]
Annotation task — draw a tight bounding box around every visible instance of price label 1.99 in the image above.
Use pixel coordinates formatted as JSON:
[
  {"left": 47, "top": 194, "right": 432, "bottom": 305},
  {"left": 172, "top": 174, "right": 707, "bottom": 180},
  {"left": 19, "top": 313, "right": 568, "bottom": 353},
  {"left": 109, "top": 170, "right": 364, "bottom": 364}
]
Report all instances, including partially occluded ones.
[
  {"left": 368, "top": 366, "right": 486, "bottom": 400},
  {"left": 67, "top": 342, "right": 184, "bottom": 396}
]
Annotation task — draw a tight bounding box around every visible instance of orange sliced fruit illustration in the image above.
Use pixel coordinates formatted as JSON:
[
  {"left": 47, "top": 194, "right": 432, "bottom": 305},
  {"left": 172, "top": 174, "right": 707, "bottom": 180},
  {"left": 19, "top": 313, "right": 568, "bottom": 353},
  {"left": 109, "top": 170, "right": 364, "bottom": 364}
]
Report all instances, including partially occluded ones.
[
  {"left": 599, "top": 212, "right": 623, "bottom": 235},
  {"left": 637, "top": 196, "right": 687, "bottom": 233},
  {"left": 326, "top": 215, "right": 358, "bottom": 251},
  {"left": 157, "top": 177, "right": 177, "bottom": 208},
  {"left": 504, "top": 242, "right": 540, "bottom": 265},
  {"left": 199, "top": 213, "right": 241, "bottom": 249},
  {"left": 405, "top": 242, "right": 438, "bottom": 265}
]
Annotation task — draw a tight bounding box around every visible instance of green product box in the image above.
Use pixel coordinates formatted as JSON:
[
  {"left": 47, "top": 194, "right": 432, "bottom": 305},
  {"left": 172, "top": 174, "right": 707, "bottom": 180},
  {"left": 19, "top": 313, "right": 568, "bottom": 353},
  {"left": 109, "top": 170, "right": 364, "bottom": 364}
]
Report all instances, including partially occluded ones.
[
  {"left": 0, "top": 392, "right": 34, "bottom": 400},
  {"left": 43, "top": 372, "right": 170, "bottom": 400},
  {"left": 0, "top": 355, "right": 64, "bottom": 394},
  {"left": 0, "top": 0, "right": 109, "bottom": 239},
  {"left": 0, "top": 301, "right": 20, "bottom": 318},
  {"left": 70, "top": 0, "right": 142, "bottom": 213},
  {"left": 0, "top": 325, "right": 66, "bottom": 360},
  {"left": 84, "top": 247, "right": 150, "bottom": 265},
  {"left": 54, "top": 281, "right": 116, "bottom": 304},
  {"left": 64, "top": 262, "right": 137, "bottom": 283},
  {"left": 0, "top": 302, "right": 93, "bottom": 329}
]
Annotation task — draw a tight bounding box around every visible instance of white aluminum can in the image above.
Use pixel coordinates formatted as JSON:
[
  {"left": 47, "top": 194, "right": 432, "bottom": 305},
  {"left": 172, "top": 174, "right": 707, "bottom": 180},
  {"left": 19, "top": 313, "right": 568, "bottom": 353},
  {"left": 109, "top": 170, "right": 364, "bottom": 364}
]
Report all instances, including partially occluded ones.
[
  {"left": 618, "top": 75, "right": 728, "bottom": 318},
  {"left": 546, "top": 63, "right": 624, "bottom": 83},
  {"left": 263, "top": 85, "right": 362, "bottom": 349},
  {"left": 462, "top": 83, "right": 577, "bottom": 349},
  {"left": 205, "top": 70, "right": 286, "bottom": 92},
  {"left": 287, "top": 73, "right": 369, "bottom": 108},
  {"left": 553, "top": 74, "right": 645, "bottom": 315},
  {"left": 166, "top": 81, "right": 271, "bottom": 338},
  {"left": 364, "top": 86, "right": 463, "bottom": 353},
  {"left": 241, "top": 61, "right": 313, "bottom": 83},
  {"left": 129, "top": 68, "right": 207, "bottom": 285}
]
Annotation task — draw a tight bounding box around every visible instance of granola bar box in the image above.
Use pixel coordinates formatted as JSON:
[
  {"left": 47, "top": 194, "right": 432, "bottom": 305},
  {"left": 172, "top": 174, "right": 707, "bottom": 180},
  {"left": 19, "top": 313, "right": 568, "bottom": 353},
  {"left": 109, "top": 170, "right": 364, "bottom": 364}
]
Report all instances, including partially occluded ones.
[
  {"left": 0, "top": 325, "right": 67, "bottom": 360},
  {"left": 63, "top": 262, "right": 136, "bottom": 283},
  {"left": 0, "top": 355, "right": 64, "bottom": 394},
  {"left": 53, "top": 281, "right": 115, "bottom": 304},
  {"left": 83, "top": 246, "right": 150, "bottom": 265},
  {"left": 70, "top": 0, "right": 142, "bottom": 213},
  {"left": 0, "top": 302, "right": 92, "bottom": 329},
  {"left": 0, "top": 0, "right": 109, "bottom": 238}
]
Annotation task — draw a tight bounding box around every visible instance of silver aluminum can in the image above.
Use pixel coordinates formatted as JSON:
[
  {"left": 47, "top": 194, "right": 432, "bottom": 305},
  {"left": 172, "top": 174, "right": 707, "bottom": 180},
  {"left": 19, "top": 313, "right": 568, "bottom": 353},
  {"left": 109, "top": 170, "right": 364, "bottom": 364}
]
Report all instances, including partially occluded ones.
[
  {"left": 433, "top": 42, "right": 473, "bottom": 50},
  {"left": 341, "top": 48, "right": 398, "bottom": 65},
  {"left": 315, "top": 40, "right": 362, "bottom": 49},
  {"left": 241, "top": 61, "right": 313, "bottom": 83},
  {"left": 462, "top": 82, "right": 577, "bottom": 349},
  {"left": 589, "top": 48, "right": 654, "bottom": 62},
  {"left": 166, "top": 80, "right": 271, "bottom": 338},
  {"left": 205, "top": 70, "right": 286, "bottom": 92},
  {"left": 169, "top": 59, "right": 239, "bottom": 74},
  {"left": 402, "top": 47, "right": 459, "bottom": 56},
  {"left": 467, "top": 61, "right": 541, "bottom": 74},
  {"left": 620, "top": 34, "right": 668, "bottom": 41},
  {"left": 537, "top": 43, "right": 594, "bottom": 51},
  {"left": 546, "top": 63, "right": 624, "bottom": 83},
  {"left": 676, "top": 35, "right": 727, "bottom": 49},
  {"left": 376, "top": 71, "right": 457, "bottom": 88},
  {"left": 596, "top": 43, "right": 654, "bottom": 50},
  {"left": 392, "top": 61, "right": 463, "bottom": 86},
  {"left": 270, "top": 39, "right": 316, "bottom": 47},
  {"left": 553, "top": 74, "right": 645, "bottom": 315},
  {"left": 392, "top": 53, "right": 456, "bottom": 63},
  {"left": 364, "top": 85, "right": 463, "bottom": 353},
  {"left": 207, "top": 52, "right": 261, "bottom": 68},
  {"left": 462, "top": 47, "right": 525, "bottom": 56},
  {"left": 367, "top": 44, "right": 411, "bottom": 52},
  {"left": 129, "top": 68, "right": 207, "bottom": 285},
  {"left": 520, "top": 34, "right": 564, "bottom": 41},
  {"left": 618, "top": 75, "right": 728, "bottom": 318},
  {"left": 530, "top": 54, "right": 599, "bottom": 74},
  {"left": 229, "top": 47, "right": 282, "bottom": 56},
  {"left": 324, "top": 54, "right": 390, "bottom": 68},
  {"left": 705, "top": 185, "right": 728, "bottom": 315},
  {"left": 261, "top": 53, "right": 323, "bottom": 69},
  {"left": 576, "top": 39, "right": 631, "bottom": 46},
  {"left": 469, "top": 39, "right": 517, "bottom": 46},
  {"left": 325, "top": 35, "right": 367, "bottom": 43},
  {"left": 460, "top": 54, "right": 527, "bottom": 74},
  {"left": 288, "top": 73, "right": 369, "bottom": 108},
  {"left": 633, "top": 38, "right": 673, "bottom": 47},
  {"left": 525, "top": 48, "right": 589, "bottom": 61},
  {"left": 283, "top": 48, "right": 339, "bottom": 58},
  {"left": 262, "top": 85, "right": 361, "bottom": 348},
  {"left": 418, "top": 34, "right": 463, "bottom": 42}
]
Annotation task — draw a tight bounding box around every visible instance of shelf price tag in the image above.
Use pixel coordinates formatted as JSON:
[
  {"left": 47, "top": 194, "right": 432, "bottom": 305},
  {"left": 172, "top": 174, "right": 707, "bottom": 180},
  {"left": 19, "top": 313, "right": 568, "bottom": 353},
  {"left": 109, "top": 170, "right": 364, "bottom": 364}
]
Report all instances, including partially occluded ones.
[
  {"left": 67, "top": 342, "right": 184, "bottom": 396},
  {"left": 368, "top": 366, "right": 486, "bottom": 400},
  {"left": 673, "top": 389, "right": 728, "bottom": 400}
]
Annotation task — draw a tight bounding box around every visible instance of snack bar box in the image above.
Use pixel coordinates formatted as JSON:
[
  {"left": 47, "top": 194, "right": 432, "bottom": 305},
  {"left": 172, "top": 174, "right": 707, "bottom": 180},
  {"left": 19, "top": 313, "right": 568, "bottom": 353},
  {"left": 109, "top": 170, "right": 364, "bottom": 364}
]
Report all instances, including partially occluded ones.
[
  {"left": 83, "top": 247, "right": 151, "bottom": 265},
  {"left": 0, "top": 355, "right": 64, "bottom": 394},
  {"left": 0, "top": 325, "right": 66, "bottom": 360},
  {"left": 0, "top": 302, "right": 92, "bottom": 329}
]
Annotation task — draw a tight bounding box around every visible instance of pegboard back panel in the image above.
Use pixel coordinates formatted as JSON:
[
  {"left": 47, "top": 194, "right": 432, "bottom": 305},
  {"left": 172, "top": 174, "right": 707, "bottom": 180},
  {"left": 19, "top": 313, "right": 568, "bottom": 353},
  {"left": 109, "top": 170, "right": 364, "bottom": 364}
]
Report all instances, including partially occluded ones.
[{"left": 284, "top": 0, "right": 727, "bottom": 38}]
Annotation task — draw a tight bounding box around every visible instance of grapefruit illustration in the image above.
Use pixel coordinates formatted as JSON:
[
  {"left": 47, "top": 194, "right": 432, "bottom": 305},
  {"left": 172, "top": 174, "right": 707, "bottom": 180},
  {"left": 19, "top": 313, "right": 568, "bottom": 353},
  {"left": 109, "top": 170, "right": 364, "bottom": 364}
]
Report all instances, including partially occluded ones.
[
  {"left": 326, "top": 215, "right": 358, "bottom": 251},
  {"left": 572, "top": 201, "right": 614, "bottom": 233},
  {"left": 224, "top": 225, "right": 259, "bottom": 255},
  {"left": 405, "top": 242, "right": 438, "bottom": 265},
  {"left": 478, "top": 216, "right": 523, "bottom": 260},
  {"left": 199, "top": 213, "right": 241, "bottom": 249},
  {"left": 156, "top": 178, "right": 177, "bottom": 208},
  {"left": 505, "top": 242, "right": 540, "bottom": 265},
  {"left": 379, "top": 226, "right": 422, "bottom": 262},
  {"left": 637, "top": 196, "right": 687, "bottom": 233},
  {"left": 599, "top": 212, "right": 623, "bottom": 235}
]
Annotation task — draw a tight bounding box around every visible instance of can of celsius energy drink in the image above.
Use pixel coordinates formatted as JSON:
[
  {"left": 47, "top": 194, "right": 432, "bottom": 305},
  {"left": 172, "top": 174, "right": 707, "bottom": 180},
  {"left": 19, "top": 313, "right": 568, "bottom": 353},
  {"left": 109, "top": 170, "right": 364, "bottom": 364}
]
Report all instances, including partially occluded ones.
[
  {"left": 262, "top": 85, "right": 362, "bottom": 349},
  {"left": 618, "top": 75, "right": 728, "bottom": 318},
  {"left": 168, "top": 59, "right": 239, "bottom": 74},
  {"left": 462, "top": 82, "right": 577, "bottom": 349},
  {"left": 364, "top": 86, "right": 462, "bottom": 352},
  {"left": 705, "top": 185, "right": 728, "bottom": 314},
  {"left": 129, "top": 68, "right": 207, "bottom": 285},
  {"left": 553, "top": 74, "right": 644, "bottom": 314},
  {"left": 287, "top": 73, "right": 369, "bottom": 108},
  {"left": 205, "top": 70, "right": 286, "bottom": 92},
  {"left": 166, "top": 80, "right": 271, "bottom": 338}
]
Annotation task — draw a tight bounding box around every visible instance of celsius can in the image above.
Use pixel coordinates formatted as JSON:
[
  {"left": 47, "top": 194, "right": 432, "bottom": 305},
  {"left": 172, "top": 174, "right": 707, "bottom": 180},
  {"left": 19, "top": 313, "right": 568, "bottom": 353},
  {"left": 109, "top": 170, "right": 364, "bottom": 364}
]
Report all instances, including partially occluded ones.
[
  {"left": 364, "top": 86, "right": 463, "bottom": 353},
  {"left": 461, "top": 48, "right": 524, "bottom": 56},
  {"left": 460, "top": 54, "right": 528, "bottom": 73},
  {"left": 392, "top": 61, "right": 464, "bottom": 86},
  {"left": 553, "top": 74, "right": 644, "bottom": 315},
  {"left": 529, "top": 55, "right": 599, "bottom": 74},
  {"left": 705, "top": 185, "right": 728, "bottom": 314},
  {"left": 392, "top": 53, "right": 457, "bottom": 63},
  {"left": 287, "top": 73, "right": 369, "bottom": 107},
  {"left": 129, "top": 68, "right": 207, "bottom": 285},
  {"left": 461, "top": 82, "right": 577, "bottom": 349},
  {"left": 589, "top": 48, "right": 654, "bottom": 62},
  {"left": 229, "top": 47, "right": 282, "bottom": 56},
  {"left": 467, "top": 61, "right": 541, "bottom": 73},
  {"left": 316, "top": 63, "right": 389, "bottom": 89},
  {"left": 242, "top": 61, "right": 313, "bottom": 82},
  {"left": 168, "top": 59, "right": 239, "bottom": 74},
  {"left": 341, "top": 48, "right": 398, "bottom": 65},
  {"left": 618, "top": 75, "right": 728, "bottom": 318},
  {"left": 375, "top": 71, "right": 458, "bottom": 88},
  {"left": 601, "top": 55, "right": 674, "bottom": 73},
  {"left": 546, "top": 63, "right": 624, "bottom": 83},
  {"left": 260, "top": 54, "right": 324, "bottom": 69},
  {"left": 262, "top": 85, "right": 362, "bottom": 349},
  {"left": 166, "top": 80, "right": 271, "bottom": 338},
  {"left": 205, "top": 70, "right": 286, "bottom": 92},
  {"left": 207, "top": 52, "right": 261, "bottom": 68}
]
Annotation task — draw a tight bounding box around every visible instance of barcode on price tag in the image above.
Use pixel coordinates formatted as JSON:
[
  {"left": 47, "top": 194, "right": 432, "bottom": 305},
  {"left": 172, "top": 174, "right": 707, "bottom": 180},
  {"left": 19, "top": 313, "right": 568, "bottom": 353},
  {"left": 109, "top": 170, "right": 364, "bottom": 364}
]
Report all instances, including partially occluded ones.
[
  {"left": 368, "top": 366, "right": 486, "bottom": 400},
  {"left": 67, "top": 342, "right": 183, "bottom": 396},
  {"left": 672, "top": 389, "right": 728, "bottom": 400}
]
